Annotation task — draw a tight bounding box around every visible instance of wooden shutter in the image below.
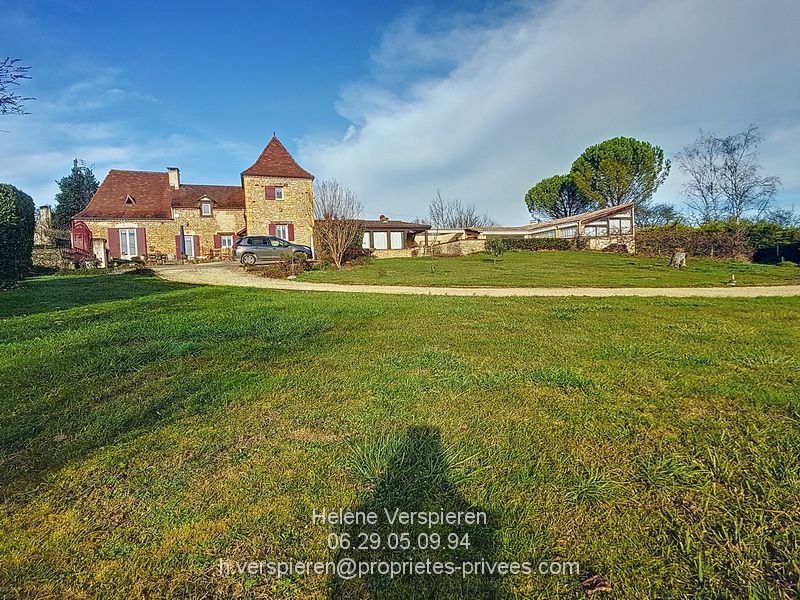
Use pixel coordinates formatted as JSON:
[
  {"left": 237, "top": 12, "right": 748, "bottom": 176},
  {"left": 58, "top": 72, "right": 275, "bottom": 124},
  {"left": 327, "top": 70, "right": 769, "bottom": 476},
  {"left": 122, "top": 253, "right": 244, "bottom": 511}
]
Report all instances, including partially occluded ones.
[
  {"left": 265, "top": 186, "right": 276, "bottom": 200},
  {"left": 287, "top": 223, "right": 295, "bottom": 241},
  {"left": 175, "top": 235, "right": 183, "bottom": 256},
  {"left": 268, "top": 223, "right": 276, "bottom": 236},
  {"left": 213, "top": 234, "right": 221, "bottom": 248},
  {"left": 232, "top": 233, "right": 240, "bottom": 243},
  {"left": 193, "top": 236, "right": 201, "bottom": 257},
  {"left": 135, "top": 227, "right": 147, "bottom": 257},
  {"left": 107, "top": 228, "right": 120, "bottom": 257}
]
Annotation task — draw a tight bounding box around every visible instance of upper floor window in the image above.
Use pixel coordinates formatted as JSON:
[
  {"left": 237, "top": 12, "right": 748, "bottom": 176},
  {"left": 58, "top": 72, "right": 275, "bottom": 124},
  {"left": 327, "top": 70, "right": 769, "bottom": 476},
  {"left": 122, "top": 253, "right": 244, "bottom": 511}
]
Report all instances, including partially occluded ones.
[
  {"left": 201, "top": 202, "right": 212, "bottom": 216},
  {"left": 275, "top": 186, "right": 284, "bottom": 200}
]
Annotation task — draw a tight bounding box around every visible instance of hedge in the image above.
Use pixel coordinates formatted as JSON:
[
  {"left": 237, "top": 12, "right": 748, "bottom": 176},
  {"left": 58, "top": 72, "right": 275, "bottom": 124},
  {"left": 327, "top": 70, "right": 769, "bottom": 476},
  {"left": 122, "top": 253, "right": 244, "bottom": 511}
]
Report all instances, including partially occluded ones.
[
  {"left": 500, "top": 237, "right": 588, "bottom": 251},
  {"left": 0, "top": 184, "right": 36, "bottom": 287},
  {"left": 636, "top": 223, "right": 800, "bottom": 260}
]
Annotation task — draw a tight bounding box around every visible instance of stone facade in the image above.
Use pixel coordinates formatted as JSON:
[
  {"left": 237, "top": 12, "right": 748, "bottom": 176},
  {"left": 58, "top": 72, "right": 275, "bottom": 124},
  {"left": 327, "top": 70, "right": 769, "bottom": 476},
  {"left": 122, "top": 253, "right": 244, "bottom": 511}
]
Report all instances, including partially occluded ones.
[
  {"left": 243, "top": 175, "right": 314, "bottom": 247},
  {"left": 79, "top": 207, "right": 244, "bottom": 259}
]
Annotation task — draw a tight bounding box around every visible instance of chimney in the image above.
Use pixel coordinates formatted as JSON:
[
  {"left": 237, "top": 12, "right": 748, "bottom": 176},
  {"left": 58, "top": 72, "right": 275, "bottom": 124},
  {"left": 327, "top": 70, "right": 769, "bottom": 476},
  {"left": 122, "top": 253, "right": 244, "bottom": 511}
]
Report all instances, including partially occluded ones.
[
  {"left": 379, "top": 214, "right": 388, "bottom": 223},
  {"left": 39, "top": 205, "right": 52, "bottom": 226},
  {"left": 167, "top": 167, "right": 180, "bottom": 189}
]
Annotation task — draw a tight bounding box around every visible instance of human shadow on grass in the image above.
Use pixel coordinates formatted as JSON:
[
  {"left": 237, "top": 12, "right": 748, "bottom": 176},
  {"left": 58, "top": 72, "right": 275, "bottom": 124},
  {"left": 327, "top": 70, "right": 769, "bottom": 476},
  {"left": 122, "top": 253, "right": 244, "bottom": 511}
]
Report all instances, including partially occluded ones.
[
  {"left": 330, "top": 426, "right": 500, "bottom": 599},
  {"left": 0, "top": 271, "right": 193, "bottom": 319}
]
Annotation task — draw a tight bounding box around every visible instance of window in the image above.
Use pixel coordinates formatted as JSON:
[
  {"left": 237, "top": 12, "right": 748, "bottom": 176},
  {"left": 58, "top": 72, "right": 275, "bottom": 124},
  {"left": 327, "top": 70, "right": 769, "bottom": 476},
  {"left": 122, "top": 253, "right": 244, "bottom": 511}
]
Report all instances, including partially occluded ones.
[
  {"left": 560, "top": 226, "right": 577, "bottom": 238},
  {"left": 119, "top": 229, "right": 137, "bottom": 257},
  {"left": 201, "top": 202, "right": 212, "bottom": 216},
  {"left": 390, "top": 231, "right": 404, "bottom": 249},
  {"left": 373, "top": 231, "right": 388, "bottom": 249},
  {"left": 183, "top": 235, "right": 195, "bottom": 258},
  {"left": 584, "top": 225, "right": 608, "bottom": 237},
  {"left": 533, "top": 229, "right": 556, "bottom": 238},
  {"left": 275, "top": 224, "right": 289, "bottom": 240},
  {"left": 609, "top": 218, "right": 632, "bottom": 234},
  {"left": 269, "top": 237, "right": 290, "bottom": 247},
  {"left": 220, "top": 235, "right": 233, "bottom": 248},
  {"left": 362, "top": 232, "right": 371, "bottom": 249},
  {"left": 275, "top": 187, "right": 284, "bottom": 200}
]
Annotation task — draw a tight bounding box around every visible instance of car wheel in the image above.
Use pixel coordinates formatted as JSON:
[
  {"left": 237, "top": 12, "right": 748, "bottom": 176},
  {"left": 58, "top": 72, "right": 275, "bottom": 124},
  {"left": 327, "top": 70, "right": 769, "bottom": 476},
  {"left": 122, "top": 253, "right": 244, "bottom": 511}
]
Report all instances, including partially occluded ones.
[{"left": 241, "top": 253, "right": 256, "bottom": 266}]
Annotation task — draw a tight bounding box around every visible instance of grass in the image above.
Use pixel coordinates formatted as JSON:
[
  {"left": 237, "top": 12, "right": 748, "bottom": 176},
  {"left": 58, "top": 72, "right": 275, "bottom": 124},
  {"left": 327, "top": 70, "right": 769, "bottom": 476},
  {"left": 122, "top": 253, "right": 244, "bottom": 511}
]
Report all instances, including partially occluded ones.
[
  {"left": 298, "top": 251, "right": 800, "bottom": 288},
  {"left": 1, "top": 272, "right": 799, "bottom": 598}
]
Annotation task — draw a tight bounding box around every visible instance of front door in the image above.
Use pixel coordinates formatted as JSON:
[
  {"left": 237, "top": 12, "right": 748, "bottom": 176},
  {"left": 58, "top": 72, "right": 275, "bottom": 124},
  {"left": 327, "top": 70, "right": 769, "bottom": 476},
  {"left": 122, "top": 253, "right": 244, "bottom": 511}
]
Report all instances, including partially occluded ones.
[{"left": 119, "top": 228, "right": 137, "bottom": 258}]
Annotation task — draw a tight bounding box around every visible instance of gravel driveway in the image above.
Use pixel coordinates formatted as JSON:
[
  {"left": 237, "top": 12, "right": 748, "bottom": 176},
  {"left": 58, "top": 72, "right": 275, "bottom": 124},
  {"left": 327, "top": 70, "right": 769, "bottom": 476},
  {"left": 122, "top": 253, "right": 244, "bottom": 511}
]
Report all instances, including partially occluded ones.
[{"left": 153, "top": 262, "right": 800, "bottom": 297}]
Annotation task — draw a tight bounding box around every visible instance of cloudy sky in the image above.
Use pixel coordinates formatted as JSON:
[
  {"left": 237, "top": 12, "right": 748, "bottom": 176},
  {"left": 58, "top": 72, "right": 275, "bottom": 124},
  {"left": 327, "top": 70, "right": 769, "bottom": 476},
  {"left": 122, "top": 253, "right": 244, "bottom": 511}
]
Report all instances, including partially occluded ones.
[{"left": 2, "top": 0, "right": 799, "bottom": 224}]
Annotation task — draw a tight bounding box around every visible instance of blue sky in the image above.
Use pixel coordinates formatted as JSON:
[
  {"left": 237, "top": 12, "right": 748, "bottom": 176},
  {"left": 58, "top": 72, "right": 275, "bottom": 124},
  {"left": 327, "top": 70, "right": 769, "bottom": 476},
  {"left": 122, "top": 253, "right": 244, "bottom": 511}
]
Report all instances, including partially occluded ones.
[{"left": 2, "top": 0, "right": 799, "bottom": 223}]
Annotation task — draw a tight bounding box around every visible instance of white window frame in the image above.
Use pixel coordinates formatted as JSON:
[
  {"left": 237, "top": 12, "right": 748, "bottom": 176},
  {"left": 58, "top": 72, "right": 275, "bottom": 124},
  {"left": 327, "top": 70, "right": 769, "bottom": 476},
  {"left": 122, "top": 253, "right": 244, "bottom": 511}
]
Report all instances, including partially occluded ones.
[
  {"left": 373, "top": 231, "right": 388, "bottom": 250},
  {"left": 560, "top": 226, "right": 577, "bottom": 238},
  {"left": 362, "top": 232, "right": 371, "bottom": 249},
  {"left": 390, "top": 231, "right": 404, "bottom": 249},
  {"left": 119, "top": 228, "right": 137, "bottom": 258},
  {"left": 274, "top": 187, "right": 284, "bottom": 201},
  {"left": 184, "top": 235, "right": 195, "bottom": 258},
  {"left": 275, "top": 224, "right": 289, "bottom": 240},
  {"left": 220, "top": 235, "right": 233, "bottom": 249},
  {"left": 201, "top": 202, "right": 212, "bottom": 216},
  {"left": 609, "top": 218, "right": 632, "bottom": 234}
]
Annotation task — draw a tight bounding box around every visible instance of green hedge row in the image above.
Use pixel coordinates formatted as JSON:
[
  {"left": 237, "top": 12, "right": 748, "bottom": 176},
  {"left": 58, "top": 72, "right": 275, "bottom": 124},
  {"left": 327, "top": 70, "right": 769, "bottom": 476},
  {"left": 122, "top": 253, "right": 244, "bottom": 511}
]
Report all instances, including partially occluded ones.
[
  {"left": 0, "top": 184, "right": 36, "bottom": 287},
  {"left": 498, "top": 237, "right": 589, "bottom": 251},
  {"left": 637, "top": 223, "right": 800, "bottom": 259}
]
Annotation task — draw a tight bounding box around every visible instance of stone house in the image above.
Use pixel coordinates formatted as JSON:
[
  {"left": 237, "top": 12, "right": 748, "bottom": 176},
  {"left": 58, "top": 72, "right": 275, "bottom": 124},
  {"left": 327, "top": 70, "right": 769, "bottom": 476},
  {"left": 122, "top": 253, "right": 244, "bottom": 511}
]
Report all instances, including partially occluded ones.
[{"left": 72, "top": 135, "right": 314, "bottom": 260}]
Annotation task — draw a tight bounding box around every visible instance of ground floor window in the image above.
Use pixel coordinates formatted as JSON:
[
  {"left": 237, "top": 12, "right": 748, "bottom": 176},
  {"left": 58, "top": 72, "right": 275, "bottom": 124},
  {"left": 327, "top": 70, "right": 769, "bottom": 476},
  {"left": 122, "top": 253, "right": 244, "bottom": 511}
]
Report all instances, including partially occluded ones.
[
  {"left": 560, "top": 226, "right": 577, "bottom": 238},
  {"left": 275, "top": 224, "right": 289, "bottom": 240},
  {"left": 220, "top": 235, "right": 233, "bottom": 248},
  {"left": 362, "top": 232, "right": 370, "bottom": 249},
  {"left": 533, "top": 229, "right": 556, "bottom": 238},
  {"left": 373, "top": 231, "right": 388, "bottom": 250},
  {"left": 390, "top": 231, "right": 404, "bottom": 249},
  {"left": 119, "top": 228, "right": 137, "bottom": 257},
  {"left": 584, "top": 225, "right": 608, "bottom": 237},
  {"left": 184, "top": 235, "right": 196, "bottom": 258},
  {"left": 609, "top": 218, "right": 632, "bottom": 234}
]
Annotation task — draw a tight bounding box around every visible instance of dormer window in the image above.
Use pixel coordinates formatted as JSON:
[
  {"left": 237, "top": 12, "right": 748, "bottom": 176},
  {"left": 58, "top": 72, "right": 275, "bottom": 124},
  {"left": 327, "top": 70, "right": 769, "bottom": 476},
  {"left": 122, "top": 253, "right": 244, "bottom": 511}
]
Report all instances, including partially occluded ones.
[
  {"left": 125, "top": 194, "right": 136, "bottom": 205},
  {"left": 201, "top": 202, "right": 212, "bottom": 216}
]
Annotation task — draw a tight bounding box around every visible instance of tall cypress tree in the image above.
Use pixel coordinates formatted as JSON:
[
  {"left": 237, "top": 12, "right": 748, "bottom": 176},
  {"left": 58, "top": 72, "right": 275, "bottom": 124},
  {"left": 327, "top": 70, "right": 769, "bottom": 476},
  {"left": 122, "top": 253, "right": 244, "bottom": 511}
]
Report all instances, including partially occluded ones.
[{"left": 52, "top": 159, "right": 99, "bottom": 228}]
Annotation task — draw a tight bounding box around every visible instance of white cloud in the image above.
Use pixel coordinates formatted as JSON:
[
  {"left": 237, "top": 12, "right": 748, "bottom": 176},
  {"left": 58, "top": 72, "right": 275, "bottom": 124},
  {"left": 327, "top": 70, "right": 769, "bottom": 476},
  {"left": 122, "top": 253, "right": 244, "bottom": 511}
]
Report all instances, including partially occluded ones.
[{"left": 300, "top": 0, "right": 800, "bottom": 224}]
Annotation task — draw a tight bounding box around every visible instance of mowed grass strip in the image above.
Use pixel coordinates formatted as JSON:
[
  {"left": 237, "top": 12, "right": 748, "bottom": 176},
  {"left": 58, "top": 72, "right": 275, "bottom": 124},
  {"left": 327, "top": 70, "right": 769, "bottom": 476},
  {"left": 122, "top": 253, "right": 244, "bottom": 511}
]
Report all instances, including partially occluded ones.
[
  {"left": 298, "top": 250, "right": 800, "bottom": 288},
  {"left": 0, "top": 272, "right": 798, "bottom": 598}
]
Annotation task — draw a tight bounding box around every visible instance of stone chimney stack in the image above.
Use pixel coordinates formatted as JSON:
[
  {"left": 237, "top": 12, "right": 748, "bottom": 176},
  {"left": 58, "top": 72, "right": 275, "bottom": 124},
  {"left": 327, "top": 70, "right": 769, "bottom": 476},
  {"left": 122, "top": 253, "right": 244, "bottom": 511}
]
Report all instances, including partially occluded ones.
[
  {"left": 39, "top": 205, "right": 52, "bottom": 227},
  {"left": 167, "top": 167, "right": 180, "bottom": 189}
]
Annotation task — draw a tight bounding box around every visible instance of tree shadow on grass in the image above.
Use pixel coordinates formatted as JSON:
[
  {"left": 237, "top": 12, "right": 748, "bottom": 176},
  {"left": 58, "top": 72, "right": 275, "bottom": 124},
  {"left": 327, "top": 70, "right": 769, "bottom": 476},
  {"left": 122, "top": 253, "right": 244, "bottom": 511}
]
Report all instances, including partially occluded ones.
[
  {"left": 330, "top": 426, "right": 500, "bottom": 599},
  {"left": 0, "top": 271, "right": 194, "bottom": 319}
]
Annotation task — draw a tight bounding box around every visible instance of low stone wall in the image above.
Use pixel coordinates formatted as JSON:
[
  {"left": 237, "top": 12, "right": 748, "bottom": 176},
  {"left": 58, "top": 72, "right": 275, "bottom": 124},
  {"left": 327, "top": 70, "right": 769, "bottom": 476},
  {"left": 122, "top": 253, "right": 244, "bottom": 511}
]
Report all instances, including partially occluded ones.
[
  {"left": 587, "top": 234, "right": 636, "bottom": 252},
  {"left": 32, "top": 247, "right": 71, "bottom": 269},
  {"left": 372, "top": 248, "right": 417, "bottom": 259},
  {"left": 425, "top": 239, "right": 487, "bottom": 256}
]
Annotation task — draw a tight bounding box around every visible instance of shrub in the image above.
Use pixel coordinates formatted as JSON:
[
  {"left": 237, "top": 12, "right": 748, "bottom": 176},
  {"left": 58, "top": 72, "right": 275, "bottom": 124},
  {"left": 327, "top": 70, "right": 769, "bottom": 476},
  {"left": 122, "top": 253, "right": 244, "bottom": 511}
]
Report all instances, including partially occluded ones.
[
  {"left": 602, "top": 243, "right": 629, "bottom": 253},
  {"left": 0, "top": 184, "right": 36, "bottom": 288},
  {"left": 502, "top": 237, "right": 588, "bottom": 252},
  {"left": 485, "top": 237, "right": 506, "bottom": 260}
]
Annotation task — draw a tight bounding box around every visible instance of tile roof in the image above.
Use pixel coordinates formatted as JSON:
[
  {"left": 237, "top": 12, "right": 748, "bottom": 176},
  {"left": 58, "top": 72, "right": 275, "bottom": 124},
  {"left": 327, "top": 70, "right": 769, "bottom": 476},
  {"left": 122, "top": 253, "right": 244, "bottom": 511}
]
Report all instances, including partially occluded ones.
[
  {"left": 524, "top": 203, "right": 634, "bottom": 231},
  {"left": 359, "top": 219, "right": 431, "bottom": 231},
  {"left": 170, "top": 184, "right": 244, "bottom": 209},
  {"left": 241, "top": 135, "right": 314, "bottom": 179},
  {"left": 74, "top": 170, "right": 244, "bottom": 220}
]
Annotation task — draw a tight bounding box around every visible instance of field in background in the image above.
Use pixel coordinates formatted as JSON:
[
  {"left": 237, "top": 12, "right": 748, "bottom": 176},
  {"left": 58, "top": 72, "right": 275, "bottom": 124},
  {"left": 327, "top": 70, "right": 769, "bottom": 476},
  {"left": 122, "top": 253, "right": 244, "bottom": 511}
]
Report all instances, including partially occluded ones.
[
  {"left": 1, "top": 273, "right": 799, "bottom": 598},
  {"left": 299, "top": 251, "right": 800, "bottom": 288}
]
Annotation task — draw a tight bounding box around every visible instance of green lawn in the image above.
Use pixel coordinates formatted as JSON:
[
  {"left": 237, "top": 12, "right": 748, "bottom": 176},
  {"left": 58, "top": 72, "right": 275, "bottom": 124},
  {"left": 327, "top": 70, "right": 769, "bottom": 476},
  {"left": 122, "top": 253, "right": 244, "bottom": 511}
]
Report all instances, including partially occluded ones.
[
  {"left": 1, "top": 272, "right": 799, "bottom": 598},
  {"left": 298, "top": 251, "right": 800, "bottom": 288}
]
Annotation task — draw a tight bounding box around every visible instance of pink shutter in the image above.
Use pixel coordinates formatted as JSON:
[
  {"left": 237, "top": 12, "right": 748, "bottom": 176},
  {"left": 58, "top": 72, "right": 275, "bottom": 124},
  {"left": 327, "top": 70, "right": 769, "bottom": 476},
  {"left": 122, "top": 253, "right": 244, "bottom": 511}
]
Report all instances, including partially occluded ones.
[
  {"left": 265, "top": 186, "right": 276, "bottom": 200},
  {"left": 268, "top": 223, "right": 276, "bottom": 236},
  {"left": 233, "top": 233, "right": 240, "bottom": 243},
  {"left": 108, "top": 228, "right": 120, "bottom": 257},
  {"left": 135, "top": 227, "right": 146, "bottom": 257},
  {"left": 193, "top": 236, "right": 201, "bottom": 257},
  {"left": 176, "top": 235, "right": 183, "bottom": 256},
  {"left": 287, "top": 223, "right": 295, "bottom": 241},
  {"left": 213, "top": 234, "right": 221, "bottom": 248}
]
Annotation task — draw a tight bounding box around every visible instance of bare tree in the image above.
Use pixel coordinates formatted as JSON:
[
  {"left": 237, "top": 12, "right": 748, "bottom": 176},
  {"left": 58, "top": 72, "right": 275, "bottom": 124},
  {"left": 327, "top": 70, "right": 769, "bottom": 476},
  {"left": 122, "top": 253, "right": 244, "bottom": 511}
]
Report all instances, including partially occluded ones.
[
  {"left": 0, "top": 58, "right": 33, "bottom": 116},
  {"left": 677, "top": 126, "right": 780, "bottom": 223},
  {"left": 718, "top": 125, "right": 780, "bottom": 223},
  {"left": 676, "top": 130, "right": 724, "bottom": 223},
  {"left": 313, "top": 179, "right": 363, "bottom": 268},
  {"left": 427, "top": 190, "right": 496, "bottom": 228}
]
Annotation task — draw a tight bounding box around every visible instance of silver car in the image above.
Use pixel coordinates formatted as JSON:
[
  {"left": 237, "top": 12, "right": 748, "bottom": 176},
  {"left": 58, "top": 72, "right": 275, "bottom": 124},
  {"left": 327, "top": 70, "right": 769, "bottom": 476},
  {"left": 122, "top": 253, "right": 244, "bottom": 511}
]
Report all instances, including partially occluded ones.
[{"left": 233, "top": 236, "right": 313, "bottom": 265}]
